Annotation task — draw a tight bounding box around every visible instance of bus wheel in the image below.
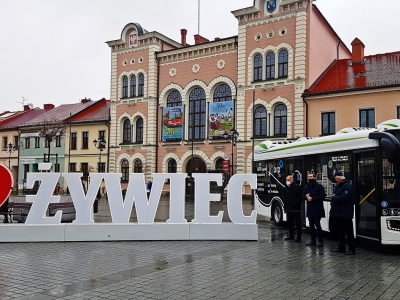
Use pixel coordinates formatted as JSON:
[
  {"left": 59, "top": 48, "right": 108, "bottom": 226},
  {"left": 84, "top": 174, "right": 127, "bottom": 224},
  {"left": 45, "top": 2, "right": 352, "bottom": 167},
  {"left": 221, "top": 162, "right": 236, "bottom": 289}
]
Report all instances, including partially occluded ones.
[{"left": 272, "top": 202, "right": 283, "bottom": 226}]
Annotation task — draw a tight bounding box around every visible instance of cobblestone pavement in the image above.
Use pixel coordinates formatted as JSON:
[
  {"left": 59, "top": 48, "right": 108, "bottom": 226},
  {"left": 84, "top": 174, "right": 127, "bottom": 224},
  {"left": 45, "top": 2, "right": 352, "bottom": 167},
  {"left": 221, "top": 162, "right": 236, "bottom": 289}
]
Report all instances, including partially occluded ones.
[{"left": 1, "top": 197, "right": 400, "bottom": 299}]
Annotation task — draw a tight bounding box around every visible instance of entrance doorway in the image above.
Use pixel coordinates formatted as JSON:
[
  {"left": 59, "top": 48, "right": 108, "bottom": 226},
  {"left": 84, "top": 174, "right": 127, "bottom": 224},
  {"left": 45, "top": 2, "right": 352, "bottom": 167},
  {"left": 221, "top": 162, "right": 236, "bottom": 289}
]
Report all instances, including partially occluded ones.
[{"left": 186, "top": 157, "right": 206, "bottom": 196}]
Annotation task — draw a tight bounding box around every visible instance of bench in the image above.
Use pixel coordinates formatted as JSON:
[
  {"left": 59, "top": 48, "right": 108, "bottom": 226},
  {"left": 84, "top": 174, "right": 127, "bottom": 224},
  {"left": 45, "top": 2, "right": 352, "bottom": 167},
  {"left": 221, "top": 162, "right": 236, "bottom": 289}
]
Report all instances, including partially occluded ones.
[
  {"left": 5, "top": 202, "right": 32, "bottom": 223},
  {"left": 5, "top": 202, "right": 76, "bottom": 223}
]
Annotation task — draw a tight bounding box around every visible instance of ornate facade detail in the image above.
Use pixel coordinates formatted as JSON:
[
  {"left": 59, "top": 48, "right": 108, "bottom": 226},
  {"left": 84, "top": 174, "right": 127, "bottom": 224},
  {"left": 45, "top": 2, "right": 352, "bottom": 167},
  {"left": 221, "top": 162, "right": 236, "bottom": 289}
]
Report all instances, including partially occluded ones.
[
  {"left": 192, "top": 64, "right": 200, "bottom": 74},
  {"left": 169, "top": 68, "right": 177, "bottom": 77},
  {"left": 217, "top": 59, "right": 225, "bottom": 70}
]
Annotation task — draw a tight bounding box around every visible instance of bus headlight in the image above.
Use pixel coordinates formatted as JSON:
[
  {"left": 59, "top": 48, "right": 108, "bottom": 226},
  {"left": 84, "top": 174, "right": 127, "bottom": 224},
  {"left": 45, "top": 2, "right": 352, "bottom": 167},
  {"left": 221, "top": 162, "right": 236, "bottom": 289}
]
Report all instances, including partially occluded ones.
[{"left": 387, "top": 220, "right": 400, "bottom": 231}]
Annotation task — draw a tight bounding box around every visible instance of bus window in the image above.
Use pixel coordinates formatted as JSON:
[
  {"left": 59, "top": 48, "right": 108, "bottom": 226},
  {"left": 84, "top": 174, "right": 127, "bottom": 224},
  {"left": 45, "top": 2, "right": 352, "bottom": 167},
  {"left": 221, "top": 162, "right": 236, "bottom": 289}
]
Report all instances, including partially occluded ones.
[{"left": 382, "top": 159, "right": 400, "bottom": 206}]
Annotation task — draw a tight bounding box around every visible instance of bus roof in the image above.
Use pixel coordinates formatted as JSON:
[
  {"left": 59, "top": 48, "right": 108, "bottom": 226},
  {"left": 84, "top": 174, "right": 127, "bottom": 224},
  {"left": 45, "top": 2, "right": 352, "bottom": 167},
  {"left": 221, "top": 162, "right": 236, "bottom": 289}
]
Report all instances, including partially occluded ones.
[{"left": 254, "top": 119, "right": 400, "bottom": 161}]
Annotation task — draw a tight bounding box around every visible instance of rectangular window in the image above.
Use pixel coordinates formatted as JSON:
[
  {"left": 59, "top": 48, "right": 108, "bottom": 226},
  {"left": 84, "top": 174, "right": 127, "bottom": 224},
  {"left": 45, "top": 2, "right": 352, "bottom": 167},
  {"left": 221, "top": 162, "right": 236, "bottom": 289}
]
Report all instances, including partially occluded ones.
[
  {"left": 69, "top": 163, "right": 76, "bottom": 172},
  {"left": 98, "top": 162, "right": 105, "bottom": 173},
  {"left": 71, "top": 133, "right": 77, "bottom": 150},
  {"left": 2, "top": 137, "right": 7, "bottom": 149},
  {"left": 14, "top": 136, "right": 18, "bottom": 148},
  {"left": 82, "top": 132, "right": 89, "bottom": 149},
  {"left": 25, "top": 137, "right": 30, "bottom": 149},
  {"left": 99, "top": 131, "right": 105, "bottom": 140},
  {"left": 24, "top": 164, "right": 30, "bottom": 180},
  {"left": 54, "top": 163, "right": 60, "bottom": 172},
  {"left": 397, "top": 107, "right": 400, "bottom": 119},
  {"left": 45, "top": 139, "right": 50, "bottom": 148},
  {"left": 55, "top": 136, "right": 61, "bottom": 147},
  {"left": 359, "top": 109, "right": 375, "bottom": 128},
  {"left": 35, "top": 137, "right": 40, "bottom": 148},
  {"left": 321, "top": 112, "right": 335, "bottom": 135}
]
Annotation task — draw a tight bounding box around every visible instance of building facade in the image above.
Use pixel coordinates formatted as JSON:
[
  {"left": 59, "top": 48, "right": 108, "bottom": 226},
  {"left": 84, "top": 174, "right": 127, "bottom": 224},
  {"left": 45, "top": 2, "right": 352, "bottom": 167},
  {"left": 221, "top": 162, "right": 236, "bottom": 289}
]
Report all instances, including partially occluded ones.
[
  {"left": 303, "top": 38, "right": 400, "bottom": 137},
  {"left": 107, "top": 0, "right": 350, "bottom": 195}
]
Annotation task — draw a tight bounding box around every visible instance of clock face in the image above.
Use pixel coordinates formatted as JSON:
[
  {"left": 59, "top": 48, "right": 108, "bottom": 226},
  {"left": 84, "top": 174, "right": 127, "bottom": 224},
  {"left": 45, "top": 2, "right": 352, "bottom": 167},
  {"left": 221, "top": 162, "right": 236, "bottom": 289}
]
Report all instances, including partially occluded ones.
[{"left": 266, "top": 0, "right": 277, "bottom": 14}]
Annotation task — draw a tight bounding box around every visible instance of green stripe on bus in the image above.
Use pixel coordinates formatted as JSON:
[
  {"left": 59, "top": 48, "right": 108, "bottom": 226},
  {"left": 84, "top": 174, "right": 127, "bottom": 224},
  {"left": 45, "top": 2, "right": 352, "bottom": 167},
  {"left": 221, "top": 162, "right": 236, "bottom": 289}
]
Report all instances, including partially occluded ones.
[
  {"left": 259, "top": 137, "right": 365, "bottom": 154},
  {"left": 380, "top": 123, "right": 400, "bottom": 128}
]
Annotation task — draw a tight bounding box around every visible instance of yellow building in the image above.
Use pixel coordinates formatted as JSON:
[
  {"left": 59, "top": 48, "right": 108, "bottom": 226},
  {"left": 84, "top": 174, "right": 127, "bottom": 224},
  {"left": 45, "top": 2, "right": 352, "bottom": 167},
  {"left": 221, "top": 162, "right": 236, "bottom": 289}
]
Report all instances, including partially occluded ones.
[{"left": 63, "top": 99, "right": 110, "bottom": 192}]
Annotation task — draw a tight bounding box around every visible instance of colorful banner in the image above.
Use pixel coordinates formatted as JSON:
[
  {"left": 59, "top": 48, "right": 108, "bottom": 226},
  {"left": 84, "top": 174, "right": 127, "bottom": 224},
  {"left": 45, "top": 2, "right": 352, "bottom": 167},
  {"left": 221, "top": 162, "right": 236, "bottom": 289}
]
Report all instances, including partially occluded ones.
[
  {"left": 208, "top": 101, "right": 234, "bottom": 137},
  {"left": 162, "top": 106, "right": 184, "bottom": 140}
]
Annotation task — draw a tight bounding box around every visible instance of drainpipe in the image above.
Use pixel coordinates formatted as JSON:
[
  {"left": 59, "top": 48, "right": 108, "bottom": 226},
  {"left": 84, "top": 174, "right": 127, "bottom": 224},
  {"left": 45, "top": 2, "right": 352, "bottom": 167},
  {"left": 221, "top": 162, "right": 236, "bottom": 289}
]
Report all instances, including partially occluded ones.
[
  {"left": 155, "top": 50, "right": 161, "bottom": 173},
  {"left": 302, "top": 96, "right": 308, "bottom": 137}
]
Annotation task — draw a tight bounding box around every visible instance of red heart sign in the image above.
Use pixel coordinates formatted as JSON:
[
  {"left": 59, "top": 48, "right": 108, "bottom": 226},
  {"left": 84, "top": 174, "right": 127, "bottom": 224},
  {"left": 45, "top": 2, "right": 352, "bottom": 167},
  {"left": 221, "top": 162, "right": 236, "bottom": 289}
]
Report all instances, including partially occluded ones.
[{"left": 0, "top": 164, "right": 13, "bottom": 207}]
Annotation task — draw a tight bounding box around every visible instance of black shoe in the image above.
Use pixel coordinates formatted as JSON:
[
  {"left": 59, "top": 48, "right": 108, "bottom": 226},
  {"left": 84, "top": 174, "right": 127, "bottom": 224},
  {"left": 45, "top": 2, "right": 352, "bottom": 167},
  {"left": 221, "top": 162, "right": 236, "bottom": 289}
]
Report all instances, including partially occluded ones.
[
  {"left": 305, "top": 241, "right": 316, "bottom": 246},
  {"left": 294, "top": 238, "right": 301, "bottom": 242},
  {"left": 345, "top": 251, "right": 356, "bottom": 255},
  {"left": 284, "top": 237, "right": 294, "bottom": 241},
  {"left": 317, "top": 242, "right": 324, "bottom": 247},
  {"left": 331, "top": 248, "right": 345, "bottom": 253}
]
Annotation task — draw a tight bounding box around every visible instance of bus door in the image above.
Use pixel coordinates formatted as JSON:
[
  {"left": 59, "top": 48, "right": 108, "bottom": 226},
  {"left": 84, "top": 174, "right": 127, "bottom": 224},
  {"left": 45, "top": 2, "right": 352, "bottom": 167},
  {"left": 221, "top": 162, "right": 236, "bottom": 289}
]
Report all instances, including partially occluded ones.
[{"left": 354, "top": 150, "right": 379, "bottom": 241}]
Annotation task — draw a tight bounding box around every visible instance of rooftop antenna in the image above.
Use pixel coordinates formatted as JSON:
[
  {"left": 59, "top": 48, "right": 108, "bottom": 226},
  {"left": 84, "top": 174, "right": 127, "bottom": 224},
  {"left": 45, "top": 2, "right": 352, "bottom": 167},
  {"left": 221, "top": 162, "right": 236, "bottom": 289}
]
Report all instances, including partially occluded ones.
[{"left": 16, "top": 96, "right": 28, "bottom": 109}]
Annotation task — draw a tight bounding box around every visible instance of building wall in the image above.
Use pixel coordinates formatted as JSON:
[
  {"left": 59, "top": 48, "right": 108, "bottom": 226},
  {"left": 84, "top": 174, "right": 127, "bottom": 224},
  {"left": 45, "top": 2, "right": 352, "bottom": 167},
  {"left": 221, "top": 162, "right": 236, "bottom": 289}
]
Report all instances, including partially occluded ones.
[{"left": 306, "top": 89, "right": 400, "bottom": 137}]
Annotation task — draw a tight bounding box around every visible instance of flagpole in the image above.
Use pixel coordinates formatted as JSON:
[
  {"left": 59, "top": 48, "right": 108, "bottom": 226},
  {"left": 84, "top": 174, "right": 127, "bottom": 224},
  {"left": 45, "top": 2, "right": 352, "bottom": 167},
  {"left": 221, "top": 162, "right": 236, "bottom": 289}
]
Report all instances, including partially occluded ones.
[{"left": 198, "top": 0, "right": 200, "bottom": 35}]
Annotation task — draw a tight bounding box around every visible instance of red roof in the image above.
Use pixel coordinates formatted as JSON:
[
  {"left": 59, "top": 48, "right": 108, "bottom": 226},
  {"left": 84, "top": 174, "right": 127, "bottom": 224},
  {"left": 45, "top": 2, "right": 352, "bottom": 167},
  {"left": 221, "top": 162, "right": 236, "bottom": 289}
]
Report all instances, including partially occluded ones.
[
  {"left": 0, "top": 108, "right": 48, "bottom": 130},
  {"left": 68, "top": 99, "right": 110, "bottom": 123},
  {"left": 304, "top": 51, "right": 400, "bottom": 96},
  {"left": 21, "top": 101, "right": 94, "bottom": 126}
]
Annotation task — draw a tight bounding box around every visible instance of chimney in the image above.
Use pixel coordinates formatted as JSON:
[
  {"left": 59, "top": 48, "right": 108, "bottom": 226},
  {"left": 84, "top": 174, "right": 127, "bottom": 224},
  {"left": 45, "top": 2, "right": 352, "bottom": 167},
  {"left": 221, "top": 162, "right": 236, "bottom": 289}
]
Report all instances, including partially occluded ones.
[
  {"left": 194, "top": 34, "right": 209, "bottom": 45},
  {"left": 44, "top": 104, "right": 54, "bottom": 110},
  {"left": 351, "top": 38, "right": 365, "bottom": 64},
  {"left": 81, "top": 97, "right": 91, "bottom": 104},
  {"left": 214, "top": 37, "right": 221, "bottom": 41},
  {"left": 180, "top": 29, "right": 187, "bottom": 46},
  {"left": 24, "top": 105, "right": 30, "bottom": 111}
]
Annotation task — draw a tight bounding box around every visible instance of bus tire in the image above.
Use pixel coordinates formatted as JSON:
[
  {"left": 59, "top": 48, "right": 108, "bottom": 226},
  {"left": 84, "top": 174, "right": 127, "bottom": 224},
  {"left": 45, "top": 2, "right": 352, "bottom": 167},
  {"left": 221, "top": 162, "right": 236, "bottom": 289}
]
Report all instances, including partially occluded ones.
[{"left": 272, "top": 202, "right": 283, "bottom": 226}]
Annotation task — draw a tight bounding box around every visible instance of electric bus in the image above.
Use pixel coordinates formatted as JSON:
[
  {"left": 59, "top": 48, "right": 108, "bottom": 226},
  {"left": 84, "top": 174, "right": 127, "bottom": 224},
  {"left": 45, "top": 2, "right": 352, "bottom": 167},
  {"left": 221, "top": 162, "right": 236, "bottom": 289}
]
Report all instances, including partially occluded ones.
[{"left": 254, "top": 119, "right": 400, "bottom": 245}]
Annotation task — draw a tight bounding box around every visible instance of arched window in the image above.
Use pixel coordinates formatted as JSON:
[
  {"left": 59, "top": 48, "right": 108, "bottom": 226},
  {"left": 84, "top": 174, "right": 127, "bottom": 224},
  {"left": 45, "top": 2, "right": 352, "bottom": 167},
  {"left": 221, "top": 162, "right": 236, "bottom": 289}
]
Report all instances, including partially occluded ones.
[
  {"left": 130, "top": 75, "right": 136, "bottom": 97},
  {"left": 254, "top": 54, "right": 263, "bottom": 81},
  {"left": 121, "top": 160, "right": 129, "bottom": 182},
  {"left": 136, "top": 118, "right": 143, "bottom": 143},
  {"left": 138, "top": 74, "right": 144, "bottom": 96},
  {"left": 215, "top": 158, "right": 224, "bottom": 170},
  {"left": 167, "top": 91, "right": 182, "bottom": 107},
  {"left": 189, "top": 88, "right": 206, "bottom": 140},
  {"left": 254, "top": 106, "right": 267, "bottom": 137},
  {"left": 134, "top": 159, "right": 142, "bottom": 173},
  {"left": 266, "top": 52, "right": 275, "bottom": 80},
  {"left": 274, "top": 104, "right": 287, "bottom": 135},
  {"left": 213, "top": 84, "right": 232, "bottom": 102},
  {"left": 168, "top": 159, "right": 177, "bottom": 173},
  {"left": 278, "top": 50, "right": 288, "bottom": 78},
  {"left": 122, "top": 76, "right": 128, "bottom": 98},
  {"left": 123, "top": 119, "right": 131, "bottom": 143}
]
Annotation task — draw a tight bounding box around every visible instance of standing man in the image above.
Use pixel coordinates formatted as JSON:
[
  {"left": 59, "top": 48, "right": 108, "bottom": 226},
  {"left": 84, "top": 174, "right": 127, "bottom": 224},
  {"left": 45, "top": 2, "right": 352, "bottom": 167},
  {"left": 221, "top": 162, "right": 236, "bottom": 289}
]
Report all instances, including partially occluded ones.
[
  {"left": 283, "top": 175, "right": 303, "bottom": 242},
  {"left": 330, "top": 171, "right": 356, "bottom": 255},
  {"left": 303, "top": 173, "right": 326, "bottom": 247}
]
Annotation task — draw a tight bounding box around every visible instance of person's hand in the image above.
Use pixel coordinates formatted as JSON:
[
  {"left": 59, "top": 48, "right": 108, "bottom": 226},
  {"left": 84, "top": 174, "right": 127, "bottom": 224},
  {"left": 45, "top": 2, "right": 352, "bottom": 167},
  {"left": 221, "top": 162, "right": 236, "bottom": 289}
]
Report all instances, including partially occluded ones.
[{"left": 284, "top": 210, "right": 286, "bottom": 213}]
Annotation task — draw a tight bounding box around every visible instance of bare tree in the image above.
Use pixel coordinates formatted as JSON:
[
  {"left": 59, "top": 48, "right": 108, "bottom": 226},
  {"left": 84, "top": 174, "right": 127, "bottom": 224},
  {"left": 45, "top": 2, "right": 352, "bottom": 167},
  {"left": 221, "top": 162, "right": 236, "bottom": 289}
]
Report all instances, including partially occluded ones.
[{"left": 37, "top": 118, "right": 66, "bottom": 162}]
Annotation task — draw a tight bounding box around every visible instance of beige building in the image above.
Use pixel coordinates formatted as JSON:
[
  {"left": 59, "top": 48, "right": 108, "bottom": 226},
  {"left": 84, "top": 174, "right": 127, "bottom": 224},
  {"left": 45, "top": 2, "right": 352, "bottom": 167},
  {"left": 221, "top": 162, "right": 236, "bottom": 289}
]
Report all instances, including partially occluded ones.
[{"left": 303, "top": 38, "right": 400, "bottom": 137}]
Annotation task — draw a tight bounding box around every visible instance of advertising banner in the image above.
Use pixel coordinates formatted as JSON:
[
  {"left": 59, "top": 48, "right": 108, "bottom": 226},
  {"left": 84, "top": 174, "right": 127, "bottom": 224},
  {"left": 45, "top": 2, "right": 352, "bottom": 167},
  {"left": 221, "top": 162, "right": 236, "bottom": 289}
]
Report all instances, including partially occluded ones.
[
  {"left": 209, "top": 101, "right": 234, "bottom": 137},
  {"left": 162, "top": 106, "right": 184, "bottom": 140}
]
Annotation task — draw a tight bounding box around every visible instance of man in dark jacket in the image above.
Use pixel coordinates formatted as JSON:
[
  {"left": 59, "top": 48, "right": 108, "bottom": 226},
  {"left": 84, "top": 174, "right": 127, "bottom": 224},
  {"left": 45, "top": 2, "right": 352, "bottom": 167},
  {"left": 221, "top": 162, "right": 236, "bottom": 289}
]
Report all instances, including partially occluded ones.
[
  {"left": 283, "top": 175, "right": 303, "bottom": 242},
  {"left": 330, "top": 171, "right": 356, "bottom": 255},
  {"left": 303, "top": 173, "right": 326, "bottom": 247}
]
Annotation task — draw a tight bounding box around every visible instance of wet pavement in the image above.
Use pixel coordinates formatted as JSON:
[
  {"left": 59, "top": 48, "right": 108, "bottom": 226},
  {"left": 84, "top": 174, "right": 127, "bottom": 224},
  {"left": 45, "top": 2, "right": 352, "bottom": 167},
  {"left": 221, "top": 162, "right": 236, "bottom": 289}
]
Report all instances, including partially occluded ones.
[{"left": 1, "top": 196, "right": 400, "bottom": 299}]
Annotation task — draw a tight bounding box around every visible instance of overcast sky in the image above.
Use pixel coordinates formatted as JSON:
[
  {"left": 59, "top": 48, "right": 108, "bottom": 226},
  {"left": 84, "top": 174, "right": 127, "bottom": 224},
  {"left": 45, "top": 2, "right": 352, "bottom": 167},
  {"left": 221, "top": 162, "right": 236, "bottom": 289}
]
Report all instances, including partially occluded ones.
[{"left": 1, "top": 0, "right": 399, "bottom": 112}]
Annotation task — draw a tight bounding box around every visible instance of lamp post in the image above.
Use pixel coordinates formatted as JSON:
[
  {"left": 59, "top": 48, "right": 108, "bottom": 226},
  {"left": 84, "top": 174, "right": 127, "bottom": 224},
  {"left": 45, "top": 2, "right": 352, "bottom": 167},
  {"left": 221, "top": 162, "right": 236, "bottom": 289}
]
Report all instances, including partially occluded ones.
[
  {"left": 3, "top": 143, "right": 17, "bottom": 170},
  {"left": 93, "top": 138, "right": 106, "bottom": 172},
  {"left": 223, "top": 129, "right": 239, "bottom": 177}
]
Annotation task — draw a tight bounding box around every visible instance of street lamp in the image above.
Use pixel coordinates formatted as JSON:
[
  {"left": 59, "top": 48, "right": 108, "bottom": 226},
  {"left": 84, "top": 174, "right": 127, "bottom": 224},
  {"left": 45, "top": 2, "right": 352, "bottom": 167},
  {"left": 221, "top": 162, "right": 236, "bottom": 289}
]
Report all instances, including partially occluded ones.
[
  {"left": 3, "top": 143, "right": 17, "bottom": 170},
  {"left": 93, "top": 138, "right": 106, "bottom": 172},
  {"left": 223, "top": 129, "right": 239, "bottom": 177}
]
